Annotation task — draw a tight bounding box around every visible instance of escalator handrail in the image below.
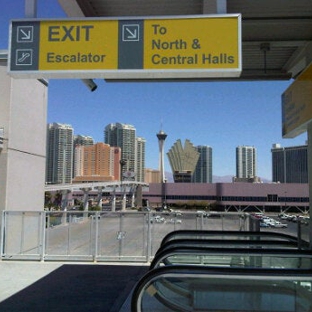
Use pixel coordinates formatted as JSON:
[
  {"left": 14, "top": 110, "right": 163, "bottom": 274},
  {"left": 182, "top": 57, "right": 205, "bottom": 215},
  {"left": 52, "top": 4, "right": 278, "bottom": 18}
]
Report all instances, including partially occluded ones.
[
  {"left": 156, "top": 238, "right": 302, "bottom": 257},
  {"left": 150, "top": 245, "right": 312, "bottom": 270},
  {"left": 131, "top": 264, "right": 312, "bottom": 312},
  {"left": 160, "top": 230, "right": 301, "bottom": 247}
]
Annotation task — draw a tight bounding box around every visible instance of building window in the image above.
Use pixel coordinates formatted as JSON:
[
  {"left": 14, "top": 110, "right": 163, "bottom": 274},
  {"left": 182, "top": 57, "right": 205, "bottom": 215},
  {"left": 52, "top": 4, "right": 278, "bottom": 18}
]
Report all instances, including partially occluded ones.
[{"left": 267, "top": 194, "right": 278, "bottom": 202}]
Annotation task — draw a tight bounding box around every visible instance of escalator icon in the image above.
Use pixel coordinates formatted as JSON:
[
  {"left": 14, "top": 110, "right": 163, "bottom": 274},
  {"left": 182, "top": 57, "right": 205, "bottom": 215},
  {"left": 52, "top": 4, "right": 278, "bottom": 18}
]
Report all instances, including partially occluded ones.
[
  {"left": 16, "top": 49, "right": 33, "bottom": 66},
  {"left": 18, "top": 52, "right": 30, "bottom": 63}
]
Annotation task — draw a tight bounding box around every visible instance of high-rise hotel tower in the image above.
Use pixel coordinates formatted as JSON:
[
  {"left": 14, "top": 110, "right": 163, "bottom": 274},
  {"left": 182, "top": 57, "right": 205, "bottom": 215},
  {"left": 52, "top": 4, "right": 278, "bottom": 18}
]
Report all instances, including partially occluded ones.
[
  {"left": 271, "top": 143, "right": 308, "bottom": 183},
  {"left": 104, "top": 123, "right": 145, "bottom": 182},
  {"left": 236, "top": 145, "right": 257, "bottom": 179},
  {"left": 167, "top": 139, "right": 200, "bottom": 183},
  {"left": 46, "top": 123, "right": 73, "bottom": 184},
  {"left": 193, "top": 145, "right": 213, "bottom": 183}
]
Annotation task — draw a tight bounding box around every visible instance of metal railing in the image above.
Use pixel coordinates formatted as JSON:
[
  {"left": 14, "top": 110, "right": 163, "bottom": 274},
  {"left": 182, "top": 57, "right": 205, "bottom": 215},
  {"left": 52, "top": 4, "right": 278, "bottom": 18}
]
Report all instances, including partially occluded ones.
[{"left": 0, "top": 210, "right": 307, "bottom": 262}]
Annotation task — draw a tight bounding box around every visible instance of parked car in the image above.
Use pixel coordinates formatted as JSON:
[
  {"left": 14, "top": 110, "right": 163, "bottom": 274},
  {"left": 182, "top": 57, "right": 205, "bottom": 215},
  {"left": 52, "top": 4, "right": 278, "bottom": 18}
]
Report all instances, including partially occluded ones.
[
  {"left": 252, "top": 213, "right": 264, "bottom": 219},
  {"left": 90, "top": 214, "right": 101, "bottom": 220},
  {"left": 148, "top": 215, "right": 165, "bottom": 223},
  {"left": 208, "top": 213, "right": 221, "bottom": 218},
  {"left": 272, "top": 221, "right": 288, "bottom": 228},
  {"left": 167, "top": 218, "right": 182, "bottom": 224},
  {"left": 260, "top": 222, "right": 269, "bottom": 227},
  {"left": 278, "top": 213, "right": 290, "bottom": 220},
  {"left": 196, "top": 211, "right": 209, "bottom": 217},
  {"left": 262, "top": 218, "right": 276, "bottom": 227}
]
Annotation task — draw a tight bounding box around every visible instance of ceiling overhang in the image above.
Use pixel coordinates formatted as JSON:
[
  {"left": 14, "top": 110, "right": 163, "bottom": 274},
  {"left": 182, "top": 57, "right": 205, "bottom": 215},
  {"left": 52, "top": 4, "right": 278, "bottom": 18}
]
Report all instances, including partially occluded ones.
[{"left": 58, "top": 0, "right": 312, "bottom": 81}]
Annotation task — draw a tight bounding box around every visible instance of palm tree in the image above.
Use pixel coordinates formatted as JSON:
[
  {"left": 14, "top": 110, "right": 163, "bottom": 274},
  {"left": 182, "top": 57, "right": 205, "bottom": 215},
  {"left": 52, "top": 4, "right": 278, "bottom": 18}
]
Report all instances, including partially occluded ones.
[
  {"left": 53, "top": 191, "right": 63, "bottom": 209},
  {"left": 44, "top": 191, "right": 53, "bottom": 209}
]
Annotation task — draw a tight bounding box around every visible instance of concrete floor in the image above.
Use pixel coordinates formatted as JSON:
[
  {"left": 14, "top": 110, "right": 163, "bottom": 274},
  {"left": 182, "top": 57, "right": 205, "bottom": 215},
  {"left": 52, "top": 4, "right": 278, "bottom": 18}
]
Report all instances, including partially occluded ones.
[{"left": 0, "top": 261, "right": 148, "bottom": 312}]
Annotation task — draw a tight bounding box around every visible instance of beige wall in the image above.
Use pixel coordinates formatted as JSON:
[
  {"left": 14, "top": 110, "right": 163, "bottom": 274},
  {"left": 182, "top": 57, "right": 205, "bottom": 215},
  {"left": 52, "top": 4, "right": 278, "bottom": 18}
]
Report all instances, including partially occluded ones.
[
  {"left": 145, "top": 168, "right": 161, "bottom": 183},
  {"left": 0, "top": 62, "right": 47, "bottom": 212}
]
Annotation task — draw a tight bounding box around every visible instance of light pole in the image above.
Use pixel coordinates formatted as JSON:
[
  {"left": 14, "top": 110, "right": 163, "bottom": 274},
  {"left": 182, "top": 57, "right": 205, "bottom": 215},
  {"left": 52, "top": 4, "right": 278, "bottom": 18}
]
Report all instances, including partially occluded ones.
[
  {"left": 163, "top": 178, "right": 167, "bottom": 210},
  {"left": 120, "top": 160, "right": 127, "bottom": 211}
]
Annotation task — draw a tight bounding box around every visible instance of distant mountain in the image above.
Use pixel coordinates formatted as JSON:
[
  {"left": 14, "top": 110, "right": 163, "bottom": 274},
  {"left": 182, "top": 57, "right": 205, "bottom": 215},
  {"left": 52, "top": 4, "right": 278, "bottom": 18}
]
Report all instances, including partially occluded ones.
[
  {"left": 213, "top": 175, "right": 272, "bottom": 183},
  {"left": 213, "top": 175, "right": 233, "bottom": 183},
  {"left": 165, "top": 173, "right": 233, "bottom": 183},
  {"left": 165, "top": 172, "right": 174, "bottom": 182},
  {"left": 261, "top": 177, "right": 272, "bottom": 183}
]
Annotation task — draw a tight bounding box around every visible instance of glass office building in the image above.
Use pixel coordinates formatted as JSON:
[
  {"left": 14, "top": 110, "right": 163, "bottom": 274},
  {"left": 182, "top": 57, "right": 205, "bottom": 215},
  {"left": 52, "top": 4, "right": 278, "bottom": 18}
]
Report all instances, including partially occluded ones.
[
  {"left": 193, "top": 145, "right": 213, "bottom": 183},
  {"left": 271, "top": 144, "right": 308, "bottom": 183}
]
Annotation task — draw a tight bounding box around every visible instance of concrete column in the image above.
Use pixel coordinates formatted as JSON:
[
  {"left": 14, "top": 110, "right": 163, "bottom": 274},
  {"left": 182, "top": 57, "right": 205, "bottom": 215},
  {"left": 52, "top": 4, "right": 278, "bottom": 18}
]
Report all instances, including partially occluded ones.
[
  {"left": 61, "top": 190, "right": 70, "bottom": 225},
  {"left": 122, "top": 184, "right": 126, "bottom": 211},
  {"left": 136, "top": 185, "right": 143, "bottom": 209},
  {"left": 111, "top": 186, "right": 116, "bottom": 211},
  {"left": 131, "top": 186, "right": 136, "bottom": 208},
  {"left": 81, "top": 187, "right": 92, "bottom": 211},
  {"left": 0, "top": 62, "right": 47, "bottom": 217},
  {"left": 307, "top": 122, "right": 312, "bottom": 248},
  {"left": 61, "top": 190, "right": 71, "bottom": 211},
  {"left": 25, "top": 0, "right": 37, "bottom": 18},
  {"left": 95, "top": 187, "right": 103, "bottom": 208},
  {"left": 203, "top": 0, "right": 227, "bottom": 14}
]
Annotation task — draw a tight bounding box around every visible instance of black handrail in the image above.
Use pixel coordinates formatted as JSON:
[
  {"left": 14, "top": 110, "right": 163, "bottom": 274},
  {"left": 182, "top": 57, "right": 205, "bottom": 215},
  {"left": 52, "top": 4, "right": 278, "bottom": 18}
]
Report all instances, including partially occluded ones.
[
  {"left": 160, "top": 230, "right": 302, "bottom": 246},
  {"left": 131, "top": 265, "right": 312, "bottom": 312},
  {"left": 150, "top": 245, "right": 312, "bottom": 270},
  {"left": 131, "top": 230, "right": 312, "bottom": 311},
  {"left": 156, "top": 238, "right": 301, "bottom": 257}
]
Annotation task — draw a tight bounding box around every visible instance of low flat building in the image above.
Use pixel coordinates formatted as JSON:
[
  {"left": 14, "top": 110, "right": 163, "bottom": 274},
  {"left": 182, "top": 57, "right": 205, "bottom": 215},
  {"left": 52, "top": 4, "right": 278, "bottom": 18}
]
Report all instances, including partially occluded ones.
[{"left": 143, "top": 182, "right": 309, "bottom": 213}]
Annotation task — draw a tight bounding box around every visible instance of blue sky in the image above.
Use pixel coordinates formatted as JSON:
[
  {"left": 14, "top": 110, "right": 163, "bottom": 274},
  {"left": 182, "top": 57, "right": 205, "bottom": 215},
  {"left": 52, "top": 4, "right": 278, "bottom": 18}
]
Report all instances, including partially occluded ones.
[{"left": 1, "top": 1, "right": 307, "bottom": 180}]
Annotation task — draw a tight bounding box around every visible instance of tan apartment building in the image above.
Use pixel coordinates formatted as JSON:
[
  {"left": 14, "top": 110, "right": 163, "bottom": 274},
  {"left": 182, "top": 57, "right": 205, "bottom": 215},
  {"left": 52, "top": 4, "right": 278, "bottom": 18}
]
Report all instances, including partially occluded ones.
[
  {"left": 145, "top": 168, "right": 161, "bottom": 183},
  {"left": 73, "top": 143, "right": 121, "bottom": 183}
]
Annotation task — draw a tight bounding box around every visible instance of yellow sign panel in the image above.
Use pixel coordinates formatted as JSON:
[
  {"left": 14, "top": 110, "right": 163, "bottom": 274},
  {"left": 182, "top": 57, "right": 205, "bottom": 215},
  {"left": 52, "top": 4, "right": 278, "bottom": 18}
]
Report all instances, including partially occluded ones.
[
  {"left": 39, "top": 20, "right": 118, "bottom": 70},
  {"left": 9, "top": 15, "right": 241, "bottom": 79},
  {"left": 144, "top": 17, "right": 239, "bottom": 70},
  {"left": 282, "top": 63, "right": 312, "bottom": 138}
]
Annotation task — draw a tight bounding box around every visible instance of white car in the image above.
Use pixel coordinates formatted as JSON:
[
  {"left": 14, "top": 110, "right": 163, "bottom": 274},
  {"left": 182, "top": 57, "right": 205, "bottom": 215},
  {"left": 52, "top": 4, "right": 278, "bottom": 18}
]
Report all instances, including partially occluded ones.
[
  {"left": 262, "top": 218, "right": 276, "bottom": 227},
  {"left": 154, "top": 216, "right": 165, "bottom": 223},
  {"left": 167, "top": 218, "right": 182, "bottom": 224},
  {"left": 147, "top": 215, "right": 165, "bottom": 223},
  {"left": 278, "top": 214, "right": 290, "bottom": 220},
  {"left": 272, "top": 221, "right": 287, "bottom": 228}
]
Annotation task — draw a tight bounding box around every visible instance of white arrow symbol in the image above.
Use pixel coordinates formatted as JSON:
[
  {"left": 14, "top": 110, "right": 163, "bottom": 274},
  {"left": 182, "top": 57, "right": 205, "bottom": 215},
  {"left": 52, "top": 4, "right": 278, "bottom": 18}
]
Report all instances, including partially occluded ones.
[
  {"left": 20, "top": 29, "right": 31, "bottom": 40},
  {"left": 126, "top": 27, "right": 137, "bottom": 39}
]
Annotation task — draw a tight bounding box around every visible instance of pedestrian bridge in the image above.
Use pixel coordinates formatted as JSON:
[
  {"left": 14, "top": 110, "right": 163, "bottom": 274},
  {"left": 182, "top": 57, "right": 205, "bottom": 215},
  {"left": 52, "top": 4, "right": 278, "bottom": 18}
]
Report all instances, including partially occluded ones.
[
  {"left": 45, "top": 181, "right": 149, "bottom": 193},
  {"left": 45, "top": 181, "right": 149, "bottom": 211}
]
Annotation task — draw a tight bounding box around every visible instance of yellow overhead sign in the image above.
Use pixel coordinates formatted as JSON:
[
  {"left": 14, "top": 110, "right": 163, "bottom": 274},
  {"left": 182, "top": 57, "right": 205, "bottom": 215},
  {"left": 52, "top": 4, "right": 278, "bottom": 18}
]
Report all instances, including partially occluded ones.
[
  {"left": 39, "top": 20, "right": 119, "bottom": 70},
  {"left": 144, "top": 17, "right": 239, "bottom": 70},
  {"left": 282, "top": 63, "right": 312, "bottom": 138},
  {"left": 9, "top": 15, "right": 241, "bottom": 79}
]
